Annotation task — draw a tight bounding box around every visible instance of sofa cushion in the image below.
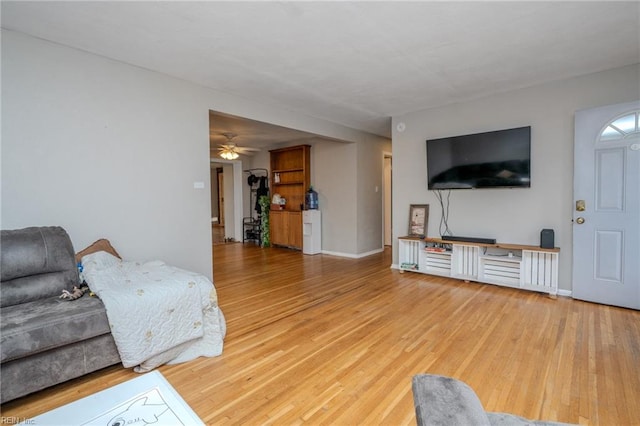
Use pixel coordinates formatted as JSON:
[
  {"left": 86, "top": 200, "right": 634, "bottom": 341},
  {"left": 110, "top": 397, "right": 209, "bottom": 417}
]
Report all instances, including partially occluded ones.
[
  {"left": 0, "top": 270, "right": 79, "bottom": 308},
  {"left": 0, "top": 296, "right": 111, "bottom": 363},
  {"left": 1, "top": 226, "right": 78, "bottom": 307}
]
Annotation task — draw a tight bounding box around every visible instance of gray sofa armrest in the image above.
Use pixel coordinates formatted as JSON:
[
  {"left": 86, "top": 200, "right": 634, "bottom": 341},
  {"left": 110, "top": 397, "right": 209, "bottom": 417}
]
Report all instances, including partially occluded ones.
[
  {"left": 412, "top": 374, "right": 576, "bottom": 426},
  {"left": 1, "top": 226, "right": 78, "bottom": 306},
  {"left": 412, "top": 374, "right": 491, "bottom": 426}
]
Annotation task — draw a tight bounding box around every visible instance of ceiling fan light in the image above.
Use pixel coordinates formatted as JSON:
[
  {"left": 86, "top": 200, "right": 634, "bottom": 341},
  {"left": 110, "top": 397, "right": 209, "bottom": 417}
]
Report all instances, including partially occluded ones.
[{"left": 220, "top": 150, "right": 239, "bottom": 160}]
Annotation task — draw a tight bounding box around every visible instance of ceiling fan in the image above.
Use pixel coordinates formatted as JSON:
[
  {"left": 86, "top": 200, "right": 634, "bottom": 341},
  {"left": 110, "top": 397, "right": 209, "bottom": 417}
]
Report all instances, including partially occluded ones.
[{"left": 216, "top": 132, "right": 260, "bottom": 160}]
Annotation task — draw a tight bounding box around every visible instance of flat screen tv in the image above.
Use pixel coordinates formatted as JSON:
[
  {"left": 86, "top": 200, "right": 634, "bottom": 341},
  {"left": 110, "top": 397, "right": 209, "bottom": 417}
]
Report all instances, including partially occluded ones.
[{"left": 426, "top": 126, "right": 531, "bottom": 190}]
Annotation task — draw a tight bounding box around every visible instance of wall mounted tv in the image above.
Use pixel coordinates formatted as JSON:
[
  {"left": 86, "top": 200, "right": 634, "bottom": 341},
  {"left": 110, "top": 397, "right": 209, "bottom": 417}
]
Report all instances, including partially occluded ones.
[{"left": 426, "top": 126, "right": 531, "bottom": 190}]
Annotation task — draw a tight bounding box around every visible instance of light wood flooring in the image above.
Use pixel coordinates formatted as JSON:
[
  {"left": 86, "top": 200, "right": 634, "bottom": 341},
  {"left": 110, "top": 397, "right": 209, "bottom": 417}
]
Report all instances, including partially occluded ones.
[{"left": 2, "top": 243, "right": 640, "bottom": 425}]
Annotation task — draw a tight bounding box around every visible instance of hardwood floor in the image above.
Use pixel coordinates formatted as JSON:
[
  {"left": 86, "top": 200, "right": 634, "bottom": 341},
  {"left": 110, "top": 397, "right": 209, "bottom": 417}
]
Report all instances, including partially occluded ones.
[{"left": 2, "top": 243, "right": 640, "bottom": 424}]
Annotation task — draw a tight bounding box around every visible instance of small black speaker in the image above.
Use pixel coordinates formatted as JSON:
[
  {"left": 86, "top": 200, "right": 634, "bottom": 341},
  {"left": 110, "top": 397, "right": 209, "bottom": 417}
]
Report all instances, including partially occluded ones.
[{"left": 540, "top": 229, "right": 554, "bottom": 249}]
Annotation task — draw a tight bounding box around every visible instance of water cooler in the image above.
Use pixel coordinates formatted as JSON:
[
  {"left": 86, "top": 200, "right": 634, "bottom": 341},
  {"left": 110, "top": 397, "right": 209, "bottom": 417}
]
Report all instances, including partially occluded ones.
[{"left": 302, "top": 210, "right": 321, "bottom": 255}]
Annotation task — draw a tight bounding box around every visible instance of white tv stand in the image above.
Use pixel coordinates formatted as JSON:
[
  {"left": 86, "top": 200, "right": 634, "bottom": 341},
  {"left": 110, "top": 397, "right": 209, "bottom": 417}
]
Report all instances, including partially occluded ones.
[{"left": 398, "top": 237, "right": 560, "bottom": 296}]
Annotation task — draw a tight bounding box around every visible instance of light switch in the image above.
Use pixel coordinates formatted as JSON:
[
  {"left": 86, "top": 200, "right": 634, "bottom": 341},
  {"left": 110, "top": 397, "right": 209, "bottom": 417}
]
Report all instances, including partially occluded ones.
[{"left": 193, "top": 182, "right": 205, "bottom": 189}]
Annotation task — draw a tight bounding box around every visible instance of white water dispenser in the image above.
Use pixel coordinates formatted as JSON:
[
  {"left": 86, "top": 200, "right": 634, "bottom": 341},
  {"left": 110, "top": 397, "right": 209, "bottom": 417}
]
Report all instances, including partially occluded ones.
[{"left": 302, "top": 210, "right": 321, "bottom": 255}]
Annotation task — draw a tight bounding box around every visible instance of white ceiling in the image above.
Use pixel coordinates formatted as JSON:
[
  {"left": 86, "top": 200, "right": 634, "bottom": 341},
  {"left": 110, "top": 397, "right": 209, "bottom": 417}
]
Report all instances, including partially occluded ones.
[{"left": 3, "top": 1, "right": 639, "bottom": 144}]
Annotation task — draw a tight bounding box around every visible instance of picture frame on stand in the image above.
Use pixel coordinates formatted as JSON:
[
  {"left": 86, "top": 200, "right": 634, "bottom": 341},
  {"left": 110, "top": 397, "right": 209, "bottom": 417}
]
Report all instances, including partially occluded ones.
[{"left": 408, "top": 204, "right": 429, "bottom": 237}]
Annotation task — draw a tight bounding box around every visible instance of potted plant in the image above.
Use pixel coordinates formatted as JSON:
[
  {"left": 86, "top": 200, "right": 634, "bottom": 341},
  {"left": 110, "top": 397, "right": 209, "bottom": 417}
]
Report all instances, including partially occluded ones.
[{"left": 258, "top": 195, "right": 271, "bottom": 247}]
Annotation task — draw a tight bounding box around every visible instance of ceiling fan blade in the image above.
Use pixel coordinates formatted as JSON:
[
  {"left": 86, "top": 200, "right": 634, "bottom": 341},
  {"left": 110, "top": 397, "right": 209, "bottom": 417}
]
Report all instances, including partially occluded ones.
[{"left": 236, "top": 147, "right": 261, "bottom": 153}]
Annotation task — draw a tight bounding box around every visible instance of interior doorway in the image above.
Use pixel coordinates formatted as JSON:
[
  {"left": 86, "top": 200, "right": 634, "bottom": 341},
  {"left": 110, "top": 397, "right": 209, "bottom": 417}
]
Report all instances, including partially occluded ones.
[
  {"left": 209, "top": 167, "right": 224, "bottom": 245},
  {"left": 217, "top": 168, "right": 225, "bottom": 226},
  {"left": 210, "top": 160, "right": 244, "bottom": 243},
  {"left": 383, "top": 153, "right": 392, "bottom": 246}
]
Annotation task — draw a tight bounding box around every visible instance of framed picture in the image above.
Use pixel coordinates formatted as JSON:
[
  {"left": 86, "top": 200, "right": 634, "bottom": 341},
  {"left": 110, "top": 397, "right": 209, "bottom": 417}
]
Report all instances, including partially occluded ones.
[{"left": 408, "top": 204, "right": 429, "bottom": 237}]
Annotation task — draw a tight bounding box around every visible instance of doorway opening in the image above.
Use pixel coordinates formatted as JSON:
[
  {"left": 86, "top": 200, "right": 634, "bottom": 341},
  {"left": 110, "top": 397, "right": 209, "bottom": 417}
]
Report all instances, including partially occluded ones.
[
  {"left": 209, "top": 160, "right": 244, "bottom": 245},
  {"left": 383, "top": 152, "right": 392, "bottom": 246},
  {"left": 210, "top": 167, "right": 225, "bottom": 245}
]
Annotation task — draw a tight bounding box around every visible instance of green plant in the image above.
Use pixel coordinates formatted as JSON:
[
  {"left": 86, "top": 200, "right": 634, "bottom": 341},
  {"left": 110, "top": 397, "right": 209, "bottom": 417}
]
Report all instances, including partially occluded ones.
[{"left": 258, "top": 195, "right": 271, "bottom": 247}]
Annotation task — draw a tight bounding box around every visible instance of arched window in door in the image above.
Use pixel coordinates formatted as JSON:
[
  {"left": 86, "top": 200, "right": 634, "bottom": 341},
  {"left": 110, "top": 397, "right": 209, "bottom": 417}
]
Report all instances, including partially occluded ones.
[{"left": 600, "top": 111, "right": 640, "bottom": 141}]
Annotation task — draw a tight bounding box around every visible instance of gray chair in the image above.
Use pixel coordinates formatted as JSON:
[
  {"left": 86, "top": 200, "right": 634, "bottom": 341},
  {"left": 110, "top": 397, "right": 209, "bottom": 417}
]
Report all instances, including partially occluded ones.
[{"left": 411, "top": 374, "right": 574, "bottom": 426}]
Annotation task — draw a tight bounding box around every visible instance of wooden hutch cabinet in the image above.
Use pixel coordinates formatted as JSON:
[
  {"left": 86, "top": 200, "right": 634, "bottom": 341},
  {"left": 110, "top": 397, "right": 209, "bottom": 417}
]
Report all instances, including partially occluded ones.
[{"left": 269, "top": 145, "right": 310, "bottom": 250}]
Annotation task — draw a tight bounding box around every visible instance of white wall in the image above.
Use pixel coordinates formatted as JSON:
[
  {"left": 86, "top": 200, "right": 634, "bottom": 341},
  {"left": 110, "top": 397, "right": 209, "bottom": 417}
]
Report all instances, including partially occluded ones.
[
  {"left": 2, "top": 30, "right": 214, "bottom": 277},
  {"left": 313, "top": 140, "right": 358, "bottom": 254},
  {"left": 1, "top": 30, "right": 388, "bottom": 278},
  {"left": 392, "top": 64, "right": 640, "bottom": 291}
]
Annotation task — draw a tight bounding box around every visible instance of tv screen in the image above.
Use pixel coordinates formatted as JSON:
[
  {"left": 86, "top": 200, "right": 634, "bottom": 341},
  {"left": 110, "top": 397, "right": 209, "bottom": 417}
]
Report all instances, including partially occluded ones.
[{"left": 426, "top": 126, "right": 531, "bottom": 190}]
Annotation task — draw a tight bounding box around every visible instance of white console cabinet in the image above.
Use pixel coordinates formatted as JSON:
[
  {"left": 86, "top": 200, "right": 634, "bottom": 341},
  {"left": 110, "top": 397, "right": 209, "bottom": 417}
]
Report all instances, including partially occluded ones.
[{"left": 398, "top": 237, "right": 559, "bottom": 296}]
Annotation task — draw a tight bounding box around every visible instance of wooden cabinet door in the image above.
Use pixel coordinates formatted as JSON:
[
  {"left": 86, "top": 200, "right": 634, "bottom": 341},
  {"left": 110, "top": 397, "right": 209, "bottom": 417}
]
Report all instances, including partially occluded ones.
[
  {"left": 289, "top": 212, "right": 302, "bottom": 249},
  {"left": 270, "top": 211, "right": 302, "bottom": 249},
  {"left": 270, "top": 211, "right": 287, "bottom": 246}
]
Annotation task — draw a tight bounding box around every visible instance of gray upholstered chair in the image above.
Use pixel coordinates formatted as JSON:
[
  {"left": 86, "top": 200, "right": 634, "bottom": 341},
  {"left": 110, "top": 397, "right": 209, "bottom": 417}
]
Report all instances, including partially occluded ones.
[{"left": 411, "top": 374, "right": 575, "bottom": 426}]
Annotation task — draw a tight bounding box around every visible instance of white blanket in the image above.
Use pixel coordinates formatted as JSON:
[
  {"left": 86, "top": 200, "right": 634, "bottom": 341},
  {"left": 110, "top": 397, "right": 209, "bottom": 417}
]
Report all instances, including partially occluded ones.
[{"left": 81, "top": 251, "right": 225, "bottom": 371}]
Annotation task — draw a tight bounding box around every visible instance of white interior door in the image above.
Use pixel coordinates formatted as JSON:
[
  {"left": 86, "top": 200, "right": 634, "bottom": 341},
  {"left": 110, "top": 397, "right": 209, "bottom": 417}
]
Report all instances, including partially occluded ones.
[{"left": 573, "top": 101, "right": 640, "bottom": 310}]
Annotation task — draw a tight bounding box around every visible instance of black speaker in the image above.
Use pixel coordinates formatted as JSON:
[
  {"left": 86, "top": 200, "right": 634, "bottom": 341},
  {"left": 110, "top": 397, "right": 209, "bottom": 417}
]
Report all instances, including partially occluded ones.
[{"left": 540, "top": 229, "right": 555, "bottom": 249}]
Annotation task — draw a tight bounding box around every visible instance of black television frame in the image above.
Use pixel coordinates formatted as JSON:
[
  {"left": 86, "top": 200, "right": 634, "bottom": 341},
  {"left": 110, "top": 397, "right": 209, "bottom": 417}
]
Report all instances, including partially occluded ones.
[{"left": 426, "top": 126, "right": 531, "bottom": 190}]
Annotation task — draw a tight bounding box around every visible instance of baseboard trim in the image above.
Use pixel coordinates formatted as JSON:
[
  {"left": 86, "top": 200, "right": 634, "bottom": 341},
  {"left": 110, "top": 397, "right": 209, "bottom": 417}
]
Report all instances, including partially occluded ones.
[
  {"left": 389, "top": 266, "right": 574, "bottom": 298},
  {"left": 321, "top": 248, "right": 384, "bottom": 259},
  {"left": 557, "top": 289, "right": 572, "bottom": 297}
]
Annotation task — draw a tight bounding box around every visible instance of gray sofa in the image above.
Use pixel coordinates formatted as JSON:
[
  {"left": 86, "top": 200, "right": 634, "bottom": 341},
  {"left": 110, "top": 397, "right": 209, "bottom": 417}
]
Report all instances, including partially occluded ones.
[
  {"left": 0, "top": 226, "right": 121, "bottom": 403},
  {"left": 412, "top": 374, "right": 575, "bottom": 426}
]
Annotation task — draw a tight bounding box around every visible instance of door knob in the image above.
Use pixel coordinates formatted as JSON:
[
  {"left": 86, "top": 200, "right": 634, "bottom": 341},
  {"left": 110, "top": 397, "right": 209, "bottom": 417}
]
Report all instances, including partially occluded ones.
[{"left": 576, "top": 217, "right": 585, "bottom": 224}]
